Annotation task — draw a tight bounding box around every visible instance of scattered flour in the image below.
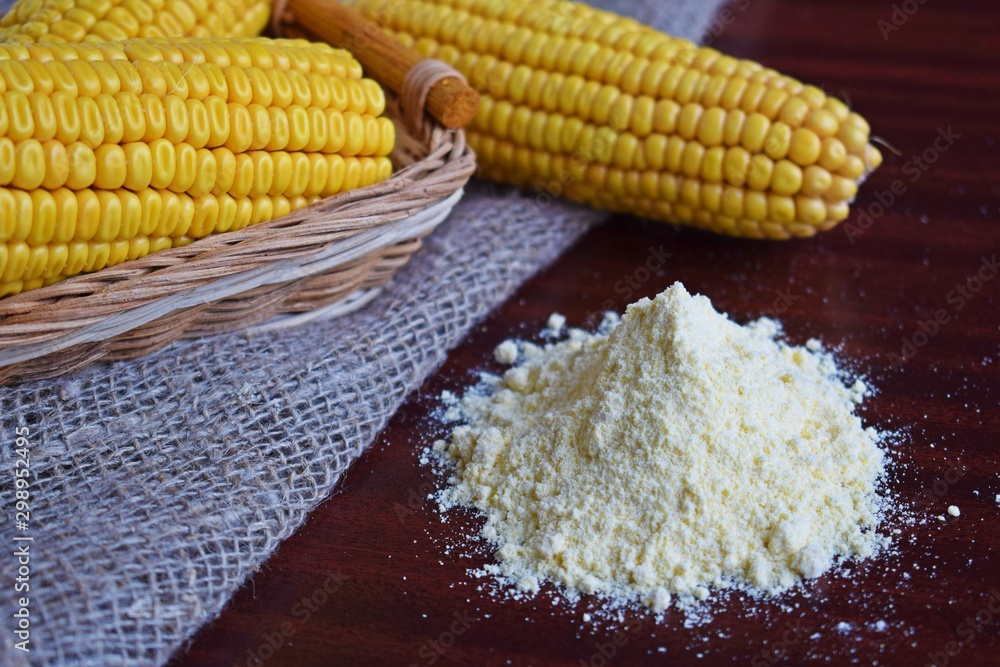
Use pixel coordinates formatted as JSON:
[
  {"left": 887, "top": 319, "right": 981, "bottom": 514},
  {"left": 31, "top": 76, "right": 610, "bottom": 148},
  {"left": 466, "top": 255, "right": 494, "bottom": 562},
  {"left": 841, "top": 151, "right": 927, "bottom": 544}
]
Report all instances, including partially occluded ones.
[
  {"left": 493, "top": 340, "right": 519, "bottom": 365},
  {"left": 546, "top": 312, "right": 567, "bottom": 334},
  {"left": 433, "top": 283, "right": 888, "bottom": 612}
]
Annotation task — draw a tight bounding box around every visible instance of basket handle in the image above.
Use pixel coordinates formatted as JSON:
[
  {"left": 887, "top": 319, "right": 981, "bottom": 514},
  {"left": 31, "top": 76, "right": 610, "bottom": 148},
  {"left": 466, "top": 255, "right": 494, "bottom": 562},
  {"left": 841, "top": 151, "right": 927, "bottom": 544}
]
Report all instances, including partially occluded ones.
[{"left": 273, "top": 0, "right": 479, "bottom": 131}]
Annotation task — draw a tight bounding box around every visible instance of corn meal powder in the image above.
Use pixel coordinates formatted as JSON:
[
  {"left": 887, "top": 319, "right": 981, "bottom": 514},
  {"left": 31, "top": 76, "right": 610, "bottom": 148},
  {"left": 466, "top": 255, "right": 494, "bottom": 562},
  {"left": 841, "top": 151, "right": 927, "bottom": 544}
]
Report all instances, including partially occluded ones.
[{"left": 435, "top": 283, "right": 887, "bottom": 611}]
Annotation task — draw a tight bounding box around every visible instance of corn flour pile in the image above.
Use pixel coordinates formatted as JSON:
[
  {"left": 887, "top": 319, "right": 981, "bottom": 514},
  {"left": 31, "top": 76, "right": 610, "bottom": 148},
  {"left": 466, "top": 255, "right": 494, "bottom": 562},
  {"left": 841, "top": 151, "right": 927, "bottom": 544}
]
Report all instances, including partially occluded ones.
[{"left": 434, "top": 283, "right": 887, "bottom": 612}]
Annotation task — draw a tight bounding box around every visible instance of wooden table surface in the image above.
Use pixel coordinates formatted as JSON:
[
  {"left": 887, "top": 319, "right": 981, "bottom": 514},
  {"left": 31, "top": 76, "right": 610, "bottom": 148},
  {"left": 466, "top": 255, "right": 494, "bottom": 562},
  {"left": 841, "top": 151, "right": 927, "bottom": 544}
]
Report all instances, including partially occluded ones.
[{"left": 168, "top": 1, "right": 1000, "bottom": 665}]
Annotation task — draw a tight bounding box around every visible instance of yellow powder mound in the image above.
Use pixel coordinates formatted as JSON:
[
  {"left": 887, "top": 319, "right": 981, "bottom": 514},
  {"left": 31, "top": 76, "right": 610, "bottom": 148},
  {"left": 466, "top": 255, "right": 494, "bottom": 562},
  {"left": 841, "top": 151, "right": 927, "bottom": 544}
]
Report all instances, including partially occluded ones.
[{"left": 435, "top": 283, "right": 887, "bottom": 611}]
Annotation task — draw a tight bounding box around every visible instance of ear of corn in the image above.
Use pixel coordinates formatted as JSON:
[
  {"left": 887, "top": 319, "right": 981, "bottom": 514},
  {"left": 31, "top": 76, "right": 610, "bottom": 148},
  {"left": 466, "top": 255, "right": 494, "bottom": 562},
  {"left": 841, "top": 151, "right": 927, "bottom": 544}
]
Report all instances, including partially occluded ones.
[
  {"left": 0, "top": 37, "right": 396, "bottom": 298},
  {"left": 346, "top": 0, "right": 882, "bottom": 239},
  {"left": 0, "top": 0, "right": 273, "bottom": 44}
]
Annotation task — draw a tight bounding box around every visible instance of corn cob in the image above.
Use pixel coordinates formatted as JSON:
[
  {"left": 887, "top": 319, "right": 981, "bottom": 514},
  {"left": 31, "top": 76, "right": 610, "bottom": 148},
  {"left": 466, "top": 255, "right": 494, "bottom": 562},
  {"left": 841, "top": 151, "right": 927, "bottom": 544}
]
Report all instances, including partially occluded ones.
[
  {"left": 0, "top": 37, "right": 395, "bottom": 298},
  {"left": 346, "top": 0, "right": 882, "bottom": 239},
  {"left": 0, "top": 0, "right": 272, "bottom": 44}
]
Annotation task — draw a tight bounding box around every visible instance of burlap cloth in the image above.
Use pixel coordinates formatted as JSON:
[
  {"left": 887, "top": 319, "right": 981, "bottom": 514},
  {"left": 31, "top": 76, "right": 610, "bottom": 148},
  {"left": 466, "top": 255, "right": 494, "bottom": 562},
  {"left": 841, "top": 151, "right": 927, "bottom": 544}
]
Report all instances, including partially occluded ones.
[{"left": 0, "top": 2, "right": 724, "bottom": 664}]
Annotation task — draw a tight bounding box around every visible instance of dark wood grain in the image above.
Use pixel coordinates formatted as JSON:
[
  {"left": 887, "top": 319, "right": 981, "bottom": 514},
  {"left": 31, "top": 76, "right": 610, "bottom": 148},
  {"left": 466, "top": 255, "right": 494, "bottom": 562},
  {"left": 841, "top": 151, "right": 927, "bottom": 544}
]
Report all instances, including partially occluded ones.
[{"left": 168, "top": 0, "right": 1000, "bottom": 665}]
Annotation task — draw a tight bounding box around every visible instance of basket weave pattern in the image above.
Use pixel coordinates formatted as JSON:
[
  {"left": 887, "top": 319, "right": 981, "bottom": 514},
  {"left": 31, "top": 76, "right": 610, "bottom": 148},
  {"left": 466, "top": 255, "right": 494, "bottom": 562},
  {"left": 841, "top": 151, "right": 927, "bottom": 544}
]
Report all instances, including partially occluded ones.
[{"left": 0, "top": 91, "right": 476, "bottom": 384}]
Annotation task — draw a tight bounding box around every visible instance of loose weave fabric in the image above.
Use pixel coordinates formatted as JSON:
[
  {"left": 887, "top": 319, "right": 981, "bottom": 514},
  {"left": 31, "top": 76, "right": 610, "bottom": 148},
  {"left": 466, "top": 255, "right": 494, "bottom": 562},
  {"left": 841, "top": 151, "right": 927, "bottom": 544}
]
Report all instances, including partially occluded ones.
[{"left": 0, "top": 2, "right": 724, "bottom": 664}]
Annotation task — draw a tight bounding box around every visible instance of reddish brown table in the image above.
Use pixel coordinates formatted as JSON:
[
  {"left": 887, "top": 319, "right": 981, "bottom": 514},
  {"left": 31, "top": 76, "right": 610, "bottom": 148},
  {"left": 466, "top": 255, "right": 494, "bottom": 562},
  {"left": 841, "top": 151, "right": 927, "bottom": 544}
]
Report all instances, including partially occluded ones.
[{"left": 169, "top": 0, "right": 1000, "bottom": 664}]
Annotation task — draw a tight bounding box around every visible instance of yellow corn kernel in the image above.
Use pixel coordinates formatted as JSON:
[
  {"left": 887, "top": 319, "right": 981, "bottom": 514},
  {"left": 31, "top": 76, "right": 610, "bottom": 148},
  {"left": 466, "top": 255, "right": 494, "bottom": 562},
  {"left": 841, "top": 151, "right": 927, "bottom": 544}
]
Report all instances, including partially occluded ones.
[
  {"left": 767, "top": 194, "right": 796, "bottom": 224},
  {"left": 184, "top": 98, "right": 210, "bottom": 148},
  {"left": 248, "top": 151, "right": 273, "bottom": 197},
  {"left": 285, "top": 104, "right": 309, "bottom": 152},
  {"left": 160, "top": 94, "right": 188, "bottom": 144},
  {"left": 771, "top": 160, "right": 803, "bottom": 197},
  {"left": 245, "top": 195, "right": 269, "bottom": 225},
  {"left": 122, "top": 142, "right": 152, "bottom": 190},
  {"left": 43, "top": 241, "right": 68, "bottom": 277},
  {"left": 745, "top": 154, "right": 773, "bottom": 191},
  {"left": 229, "top": 196, "right": 252, "bottom": 231},
  {"left": 93, "top": 143, "right": 126, "bottom": 189},
  {"left": 341, "top": 157, "right": 363, "bottom": 191},
  {"left": 64, "top": 140, "right": 95, "bottom": 190},
  {"left": 282, "top": 152, "right": 310, "bottom": 197},
  {"left": 215, "top": 193, "right": 238, "bottom": 233},
  {"left": 0, "top": 61, "right": 33, "bottom": 95},
  {"left": 225, "top": 102, "right": 253, "bottom": 152},
  {"left": 151, "top": 190, "right": 181, "bottom": 237},
  {"left": 722, "top": 146, "right": 751, "bottom": 187},
  {"left": 0, "top": 189, "right": 17, "bottom": 240},
  {"left": 5, "top": 91, "right": 34, "bottom": 141},
  {"left": 40, "top": 138, "right": 69, "bottom": 189},
  {"left": 188, "top": 147, "right": 217, "bottom": 197},
  {"left": 796, "top": 195, "right": 827, "bottom": 226},
  {"left": 12, "top": 138, "right": 45, "bottom": 190},
  {"left": 304, "top": 153, "right": 329, "bottom": 197},
  {"left": 265, "top": 106, "right": 288, "bottom": 151},
  {"left": 28, "top": 91, "right": 56, "bottom": 140},
  {"left": 116, "top": 189, "right": 141, "bottom": 240},
  {"left": 95, "top": 93, "right": 124, "bottom": 144},
  {"left": 763, "top": 122, "right": 791, "bottom": 160},
  {"left": 92, "top": 190, "right": 123, "bottom": 241},
  {"left": 2, "top": 241, "right": 30, "bottom": 282},
  {"left": 784, "top": 125, "right": 821, "bottom": 165},
  {"left": 73, "top": 188, "right": 99, "bottom": 240},
  {"left": 269, "top": 151, "right": 293, "bottom": 196},
  {"left": 264, "top": 68, "right": 294, "bottom": 109},
  {"left": 202, "top": 95, "right": 229, "bottom": 148},
  {"left": 805, "top": 108, "right": 839, "bottom": 138},
  {"left": 271, "top": 194, "right": 290, "bottom": 219},
  {"left": 134, "top": 188, "right": 162, "bottom": 237},
  {"left": 229, "top": 153, "right": 254, "bottom": 198},
  {"left": 140, "top": 93, "right": 165, "bottom": 142},
  {"left": 26, "top": 189, "right": 56, "bottom": 245},
  {"left": 74, "top": 95, "right": 103, "bottom": 147},
  {"left": 325, "top": 154, "right": 345, "bottom": 194},
  {"left": 169, "top": 192, "right": 195, "bottom": 238},
  {"left": 127, "top": 236, "right": 149, "bottom": 261},
  {"left": 187, "top": 195, "right": 219, "bottom": 238},
  {"left": 169, "top": 141, "right": 197, "bottom": 192},
  {"left": 828, "top": 176, "right": 859, "bottom": 202},
  {"left": 801, "top": 165, "right": 832, "bottom": 197},
  {"left": 841, "top": 155, "right": 866, "bottom": 180},
  {"left": 0, "top": 138, "right": 12, "bottom": 186}
]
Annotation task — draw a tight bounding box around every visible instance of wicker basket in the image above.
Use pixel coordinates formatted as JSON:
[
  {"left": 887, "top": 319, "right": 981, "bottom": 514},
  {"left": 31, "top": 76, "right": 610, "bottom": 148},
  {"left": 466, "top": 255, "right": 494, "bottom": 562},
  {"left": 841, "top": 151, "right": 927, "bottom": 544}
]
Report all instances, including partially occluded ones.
[{"left": 0, "top": 79, "right": 476, "bottom": 385}]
